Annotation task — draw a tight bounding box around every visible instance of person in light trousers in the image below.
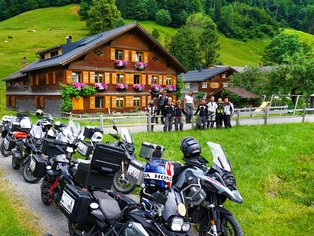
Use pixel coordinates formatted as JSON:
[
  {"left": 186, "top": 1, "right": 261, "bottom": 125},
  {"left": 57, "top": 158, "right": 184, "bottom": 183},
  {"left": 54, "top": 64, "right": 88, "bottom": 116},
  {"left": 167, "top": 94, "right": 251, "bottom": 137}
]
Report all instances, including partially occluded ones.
[{"left": 184, "top": 90, "right": 194, "bottom": 123}]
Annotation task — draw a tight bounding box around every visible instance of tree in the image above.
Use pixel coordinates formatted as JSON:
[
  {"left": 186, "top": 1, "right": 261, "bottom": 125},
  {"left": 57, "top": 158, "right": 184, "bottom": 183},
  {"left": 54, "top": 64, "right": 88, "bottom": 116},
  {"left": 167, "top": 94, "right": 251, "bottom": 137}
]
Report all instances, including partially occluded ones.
[
  {"left": 155, "top": 9, "right": 172, "bottom": 26},
  {"left": 152, "top": 28, "right": 160, "bottom": 39},
  {"left": 79, "top": 0, "right": 92, "bottom": 20},
  {"left": 176, "top": 75, "right": 184, "bottom": 99},
  {"left": 86, "top": 0, "right": 121, "bottom": 34},
  {"left": 261, "top": 33, "right": 307, "bottom": 66}
]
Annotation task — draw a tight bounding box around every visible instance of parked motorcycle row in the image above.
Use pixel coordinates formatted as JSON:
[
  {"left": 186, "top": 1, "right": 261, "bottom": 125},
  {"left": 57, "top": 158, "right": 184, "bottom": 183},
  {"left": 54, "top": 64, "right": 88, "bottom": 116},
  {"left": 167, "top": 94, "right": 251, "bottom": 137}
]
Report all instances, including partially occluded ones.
[{"left": 0, "top": 111, "right": 244, "bottom": 236}]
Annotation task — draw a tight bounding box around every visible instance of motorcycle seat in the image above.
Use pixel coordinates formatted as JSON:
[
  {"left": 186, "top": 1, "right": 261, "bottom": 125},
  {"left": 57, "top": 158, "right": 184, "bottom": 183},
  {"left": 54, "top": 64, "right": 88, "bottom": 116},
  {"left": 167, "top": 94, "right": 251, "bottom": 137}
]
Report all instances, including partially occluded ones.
[{"left": 93, "top": 191, "right": 122, "bottom": 220}]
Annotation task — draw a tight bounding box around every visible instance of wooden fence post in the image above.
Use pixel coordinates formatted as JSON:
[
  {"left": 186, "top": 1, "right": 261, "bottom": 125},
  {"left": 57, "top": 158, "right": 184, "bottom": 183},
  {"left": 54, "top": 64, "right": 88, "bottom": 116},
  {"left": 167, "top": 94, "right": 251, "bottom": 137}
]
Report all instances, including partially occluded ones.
[
  {"left": 100, "top": 114, "right": 104, "bottom": 131},
  {"left": 236, "top": 110, "right": 240, "bottom": 126},
  {"left": 147, "top": 113, "right": 151, "bottom": 132},
  {"left": 264, "top": 107, "right": 268, "bottom": 125}
]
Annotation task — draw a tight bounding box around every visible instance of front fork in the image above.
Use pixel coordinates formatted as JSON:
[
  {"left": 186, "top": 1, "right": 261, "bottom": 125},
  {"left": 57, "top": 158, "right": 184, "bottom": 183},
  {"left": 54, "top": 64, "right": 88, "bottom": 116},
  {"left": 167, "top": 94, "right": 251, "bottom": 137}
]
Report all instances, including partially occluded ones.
[{"left": 207, "top": 204, "right": 220, "bottom": 236}]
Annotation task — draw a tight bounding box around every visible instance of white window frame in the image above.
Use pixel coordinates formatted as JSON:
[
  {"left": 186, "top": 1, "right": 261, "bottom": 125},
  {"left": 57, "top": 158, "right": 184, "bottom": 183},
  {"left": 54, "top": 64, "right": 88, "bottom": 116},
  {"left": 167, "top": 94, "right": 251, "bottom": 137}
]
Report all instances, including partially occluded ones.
[
  {"left": 117, "top": 74, "right": 124, "bottom": 84},
  {"left": 201, "top": 82, "right": 207, "bottom": 88},
  {"left": 185, "top": 83, "right": 191, "bottom": 89},
  {"left": 166, "top": 76, "right": 172, "bottom": 85},
  {"left": 95, "top": 97, "right": 104, "bottom": 108},
  {"left": 95, "top": 73, "right": 103, "bottom": 83},
  {"left": 136, "top": 52, "right": 143, "bottom": 62},
  {"left": 223, "top": 82, "right": 229, "bottom": 88},
  {"left": 72, "top": 72, "right": 80, "bottom": 83},
  {"left": 116, "top": 97, "right": 124, "bottom": 108},
  {"left": 133, "top": 97, "right": 141, "bottom": 107}
]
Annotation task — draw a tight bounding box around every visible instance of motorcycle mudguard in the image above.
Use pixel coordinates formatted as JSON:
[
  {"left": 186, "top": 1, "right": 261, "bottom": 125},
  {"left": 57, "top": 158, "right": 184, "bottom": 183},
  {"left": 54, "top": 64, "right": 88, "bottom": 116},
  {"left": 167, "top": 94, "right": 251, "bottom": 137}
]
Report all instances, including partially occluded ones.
[
  {"left": 214, "top": 206, "right": 233, "bottom": 216},
  {"left": 23, "top": 156, "right": 30, "bottom": 165}
]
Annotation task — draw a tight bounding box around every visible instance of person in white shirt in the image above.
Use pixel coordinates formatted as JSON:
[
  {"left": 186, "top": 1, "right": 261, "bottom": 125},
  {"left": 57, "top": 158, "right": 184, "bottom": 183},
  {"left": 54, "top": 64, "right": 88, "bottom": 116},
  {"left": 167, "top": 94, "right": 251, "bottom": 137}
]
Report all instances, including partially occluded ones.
[
  {"left": 184, "top": 90, "right": 194, "bottom": 123},
  {"left": 223, "top": 97, "right": 234, "bottom": 128},
  {"left": 207, "top": 96, "right": 218, "bottom": 128}
]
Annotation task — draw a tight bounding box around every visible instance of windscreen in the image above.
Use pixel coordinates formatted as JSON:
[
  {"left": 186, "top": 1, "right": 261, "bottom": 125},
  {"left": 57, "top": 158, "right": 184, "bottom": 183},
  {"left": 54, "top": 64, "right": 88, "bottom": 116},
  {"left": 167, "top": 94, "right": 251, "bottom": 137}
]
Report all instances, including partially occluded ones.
[
  {"left": 30, "top": 125, "right": 44, "bottom": 139},
  {"left": 68, "top": 120, "right": 81, "bottom": 138},
  {"left": 121, "top": 128, "right": 133, "bottom": 144},
  {"left": 207, "top": 142, "right": 232, "bottom": 172}
]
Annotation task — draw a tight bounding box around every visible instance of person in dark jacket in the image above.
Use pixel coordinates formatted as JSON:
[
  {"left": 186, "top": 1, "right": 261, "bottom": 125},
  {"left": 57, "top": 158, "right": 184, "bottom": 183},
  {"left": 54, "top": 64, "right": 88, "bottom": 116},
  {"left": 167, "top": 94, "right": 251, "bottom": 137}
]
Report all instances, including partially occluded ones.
[
  {"left": 163, "top": 98, "right": 174, "bottom": 132},
  {"left": 145, "top": 99, "right": 157, "bottom": 131},
  {"left": 194, "top": 98, "right": 208, "bottom": 129},
  {"left": 223, "top": 97, "right": 234, "bottom": 128},
  {"left": 156, "top": 89, "right": 168, "bottom": 124},
  {"left": 216, "top": 98, "right": 224, "bottom": 128},
  {"left": 174, "top": 99, "right": 186, "bottom": 131}
]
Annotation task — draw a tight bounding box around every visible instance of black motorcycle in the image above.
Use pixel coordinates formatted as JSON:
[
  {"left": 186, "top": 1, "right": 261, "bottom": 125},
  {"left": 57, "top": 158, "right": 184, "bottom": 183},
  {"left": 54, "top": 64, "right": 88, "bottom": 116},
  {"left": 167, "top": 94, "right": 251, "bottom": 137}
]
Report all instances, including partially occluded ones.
[{"left": 172, "top": 142, "right": 243, "bottom": 236}]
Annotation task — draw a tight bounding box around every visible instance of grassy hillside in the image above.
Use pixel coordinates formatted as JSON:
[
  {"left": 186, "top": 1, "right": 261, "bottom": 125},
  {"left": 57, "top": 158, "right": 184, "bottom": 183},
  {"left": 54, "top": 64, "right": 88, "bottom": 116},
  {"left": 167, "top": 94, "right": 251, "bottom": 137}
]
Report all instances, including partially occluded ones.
[{"left": 1, "top": 4, "right": 314, "bottom": 109}]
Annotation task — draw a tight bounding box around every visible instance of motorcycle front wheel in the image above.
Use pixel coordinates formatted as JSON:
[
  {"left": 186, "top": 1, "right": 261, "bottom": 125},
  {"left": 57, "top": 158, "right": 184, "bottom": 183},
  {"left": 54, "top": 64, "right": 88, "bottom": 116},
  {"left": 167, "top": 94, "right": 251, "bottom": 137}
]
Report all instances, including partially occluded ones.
[
  {"left": 1, "top": 138, "right": 11, "bottom": 157},
  {"left": 22, "top": 160, "right": 41, "bottom": 183},
  {"left": 199, "top": 213, "right": 243, "bottom": 236},
  {"left": 41, "top": 177, "right": 52, "bottom": 206},
  {"left": 112, "top": 170, "right": 136, "bottom": 194},
  {"left": 68, "top": 220, "right": 102, "bottom": 236},
  {"left": 11, "top": 156, "right": 20, "bottom": 170}
]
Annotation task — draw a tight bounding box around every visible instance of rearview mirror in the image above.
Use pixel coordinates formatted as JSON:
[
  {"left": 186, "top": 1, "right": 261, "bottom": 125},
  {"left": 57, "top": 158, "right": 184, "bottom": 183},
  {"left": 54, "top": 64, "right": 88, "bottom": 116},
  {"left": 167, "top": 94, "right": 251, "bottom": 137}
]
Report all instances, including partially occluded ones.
[{"left": 113, "top": 125, "right": 118, "bottom": 133}]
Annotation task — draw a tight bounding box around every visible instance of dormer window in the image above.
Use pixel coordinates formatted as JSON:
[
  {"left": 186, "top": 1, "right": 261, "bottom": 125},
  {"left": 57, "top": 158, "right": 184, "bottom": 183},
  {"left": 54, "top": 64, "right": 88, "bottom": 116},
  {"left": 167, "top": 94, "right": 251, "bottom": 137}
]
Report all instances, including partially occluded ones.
[
  {"left": 50, "top": 50, "right": 58, "bottom": 57},
  {"left": 115, "top": 50, "right": 124, "bottom": 60}
]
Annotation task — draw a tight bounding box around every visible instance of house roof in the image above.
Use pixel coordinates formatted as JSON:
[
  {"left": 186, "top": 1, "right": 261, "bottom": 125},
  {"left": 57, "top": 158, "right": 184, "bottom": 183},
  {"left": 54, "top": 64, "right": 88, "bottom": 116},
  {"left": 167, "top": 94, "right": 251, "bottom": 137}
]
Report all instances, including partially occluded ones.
[
  {"left": 220, "top": 87, "right": 260, "bottom": 99},
  {"left": 16, "top": 22, "right": 186, "bottom": 74},
  {"left": 181, "top": 66, "right": 235, "bottom": 82},
  {"left": 3, "top": 70, "right": 26, "bottom": 81}
]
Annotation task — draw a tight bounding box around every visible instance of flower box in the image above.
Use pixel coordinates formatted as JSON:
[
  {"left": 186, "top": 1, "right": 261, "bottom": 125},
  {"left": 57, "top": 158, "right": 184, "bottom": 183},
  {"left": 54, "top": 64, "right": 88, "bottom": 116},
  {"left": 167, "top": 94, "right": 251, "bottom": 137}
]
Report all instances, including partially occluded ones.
[
  {"left": 115, "top": 60, "right": 128, "bottom": 68},
  {"left": 134, "top": 61, "right": 147, "bottom": 71},
  {"left": 166, "top": 85, "right": 176, "bottom": 92},
  {"left": 150, "top": 84, "right": 162, "bottom": 93},
  {"left": 133, "top": 84, "right": 145, "bottom": 92},
  {"left": 116, "top": 83, "right": 128, "bottom": 90},
  {"left": 72, "top": 82, "right": 86, "bottom": 91},
  {"left": 94, "top": 83, "right": 108, "bottom": 91}
]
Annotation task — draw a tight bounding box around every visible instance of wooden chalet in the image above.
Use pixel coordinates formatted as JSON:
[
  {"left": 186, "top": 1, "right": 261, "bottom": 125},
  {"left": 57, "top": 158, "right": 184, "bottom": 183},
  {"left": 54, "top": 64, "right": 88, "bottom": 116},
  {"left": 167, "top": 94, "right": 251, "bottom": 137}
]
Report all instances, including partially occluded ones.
[{"left": 4, "top": 23, "right": 186, "bottom": 115}]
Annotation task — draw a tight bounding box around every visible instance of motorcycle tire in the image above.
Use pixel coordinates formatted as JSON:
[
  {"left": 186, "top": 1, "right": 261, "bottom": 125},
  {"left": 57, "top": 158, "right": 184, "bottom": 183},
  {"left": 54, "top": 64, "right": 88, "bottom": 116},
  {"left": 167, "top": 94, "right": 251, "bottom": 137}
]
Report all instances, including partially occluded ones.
[
  {"left": 11, "top": 156, "right": 20, "bottom": 170},
  {"left": 68, "top": 219, "right": 101, "bottom": 236},
  {"left": 22, "top": 160, "right": 41, "bottom": 183},
  {"left": 1, "top": 138, "right": 11, "bottom": 157},
  {"left": 41, "top": 177, "right": 52, "bottom": 206},
  {"left": 199, "top": 213, "right": 243, "bottom": 236},
  {"left": 112, "top": 170, "right": 136, "bottom": 194}
]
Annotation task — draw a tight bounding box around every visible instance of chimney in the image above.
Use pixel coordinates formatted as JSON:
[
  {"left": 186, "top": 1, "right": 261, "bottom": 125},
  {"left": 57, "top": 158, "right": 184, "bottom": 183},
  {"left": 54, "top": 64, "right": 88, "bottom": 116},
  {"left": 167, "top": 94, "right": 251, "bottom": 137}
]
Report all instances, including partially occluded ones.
[
  {"left": 198, "top": 64, "right": 203, "bottom": 72},
  {"left": 66, "top": 35, "right": 72, "bottom": 44},
  {"left": 22, "top": 57, "right": 26, "bottom": 68}
]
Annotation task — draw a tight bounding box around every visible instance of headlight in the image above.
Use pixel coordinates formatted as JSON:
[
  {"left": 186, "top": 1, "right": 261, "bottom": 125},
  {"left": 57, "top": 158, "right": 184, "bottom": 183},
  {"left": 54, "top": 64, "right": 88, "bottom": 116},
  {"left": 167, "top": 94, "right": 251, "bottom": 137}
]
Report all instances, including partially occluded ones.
[
  {"left": 169, "top": 217, "right": 184, "bottom": 231},
  {"left": 182, "top": 222, "right": 190, "bottom": 232},
  {"left": 177, "top": 203, "right": 186, "bottom": 216}
]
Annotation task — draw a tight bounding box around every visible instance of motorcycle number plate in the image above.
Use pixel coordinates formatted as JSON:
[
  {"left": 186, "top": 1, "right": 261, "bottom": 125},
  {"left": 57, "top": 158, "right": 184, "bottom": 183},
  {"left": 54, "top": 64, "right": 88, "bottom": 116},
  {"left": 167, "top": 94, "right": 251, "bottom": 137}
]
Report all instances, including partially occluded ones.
[
  {"left": 60, "top": 191, "right": 75, "bottom": 214},
  {"left": 29, "top": 158, "right": 36, "bottom": 172},
  {"left": 66, "top": 146, "right": 73, "bottom": 153},
  {"left": 77, "top": 142, "right": 87, "bottom": 155},
  {"left": 127, "top": 165, "right": 140, "bottom": 180}
]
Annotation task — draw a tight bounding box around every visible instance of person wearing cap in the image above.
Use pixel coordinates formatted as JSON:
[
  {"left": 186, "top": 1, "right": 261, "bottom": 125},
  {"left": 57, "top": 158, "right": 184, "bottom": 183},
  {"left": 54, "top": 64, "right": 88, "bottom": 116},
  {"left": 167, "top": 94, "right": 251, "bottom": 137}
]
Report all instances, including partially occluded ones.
[
  {"left": 194, "top": 98, "right": 208, "bottom": 129},
  {"left": 174, "top": 99, "right": 186, "bottom": 131},
  {"left": 207, "top": 96, "right": 217, "bottom": 128}
]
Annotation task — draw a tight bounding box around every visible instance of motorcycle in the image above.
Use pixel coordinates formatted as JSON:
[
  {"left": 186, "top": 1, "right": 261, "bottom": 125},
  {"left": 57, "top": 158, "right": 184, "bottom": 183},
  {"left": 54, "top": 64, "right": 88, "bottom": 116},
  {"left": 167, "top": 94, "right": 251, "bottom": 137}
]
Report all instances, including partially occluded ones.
[
  {"left": 0, "top": 115, "right": 20, "bottom": 157},
  {"left": 172, "top": 142, "right": 243, "bottom": 236}
]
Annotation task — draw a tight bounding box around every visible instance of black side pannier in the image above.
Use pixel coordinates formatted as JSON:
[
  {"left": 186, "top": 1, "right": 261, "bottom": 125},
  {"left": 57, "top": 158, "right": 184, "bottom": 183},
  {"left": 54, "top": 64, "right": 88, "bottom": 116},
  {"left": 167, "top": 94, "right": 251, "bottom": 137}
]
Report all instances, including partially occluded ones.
[
  {"left": 59, "top": 184, "right": 92, "bottom": 223},
  {"left": 83, "top": 126, "right": 103, "bottom": 139},
  {"left": 41, "top": 138, "right": 68, "bottom": 156},
  {"left": 29, "top": 155, "right": 46, "bottom": 178}
]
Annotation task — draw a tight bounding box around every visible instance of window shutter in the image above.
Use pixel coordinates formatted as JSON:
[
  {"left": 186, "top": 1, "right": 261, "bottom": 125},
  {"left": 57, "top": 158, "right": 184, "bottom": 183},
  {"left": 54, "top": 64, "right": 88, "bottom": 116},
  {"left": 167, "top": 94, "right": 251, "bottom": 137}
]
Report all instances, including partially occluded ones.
[
  {"left": 125, "top": 74, "right": 129, "bottom": 84},
  {"left": 111, "top": 96, "right": 117, "bottom": 108},
  {"left": 158, "top": 75, "right": 162, "bottom": 85},
  {"left": 105, "top": 73, "right": 110, "bottom": 84},
  {"left": 141, "top": 74, "right": 146, "bottom": 85},
  {"left": 162, "top": 76, "right": 167, "bottom": 86},
  {"left": 89, "top": 72, "right": 95, "bottom": 84},
  {"left": 147, "top": 75, "right": 152, "bottom": 85},
  {"left": 143, "top": 52, "right": 148, "bottom": 63},
  {"left": 52, "top": 72, "right": 56, "bottom": 84},
  {"left": 141, "top": 96, "right": 146, "bottom": 107},
  {"left": 66, "top": 70, "right": 72, "bottom": 84},
  {"left": 83, "top": 71, "right": 89, "bottom": 84},
  {"left": 72, "top": 98, "right": 79, "bottom": 110},
  {"left": 126, "top": 96, "right": 133, "bottom": 108},
  {"left": 105, "top": 96, "right": 111, "bottom": 108},
  {"left": 172, "top": 95, "right": 176, "bottom": 104},
  {"left": 45, "top": 73, "right": 49, "bottom": 85},
  {"left": 30, "top": 75, "right": 33, "bottom": 86},
  {"left": 90, "top": 96, "right": 95, "bottom": 109},
  {"left": 11, "top": 96, "right": 16, "bottom": 108},
  {"left": 172, "top": 76, "right": 176, "bottom": 85},
  {"left": 40, "top": 96, "right": 45, "bottom": 108},
  {"left": 79, "top": 97, "right": 84, "bottom": 110},
  {"left": 147, "top": 95, "right": 151, "bottom": 104},
  {"left": 35, "top": 74, "right": 39, "bottom": 86},
  {"left": 129, "top": 74, "right": 134, "bottom": 85},
  {"left": 110, "top": 48, "right": 115, "bottom": 60},
  {"left": 124, "top": 50, "right": 129, "bottom": 61},
  {"left": 6, "top": 96, "right": 10, "bottom": 107},
  {"left": 131, "top": 51, "right": 136, "bottom": 62},
  {"left": 35, "top": 96, "right": 39, "bottom": 108},
  {"left": 112, "top": 73, "right": 117, "bottom": 84}
]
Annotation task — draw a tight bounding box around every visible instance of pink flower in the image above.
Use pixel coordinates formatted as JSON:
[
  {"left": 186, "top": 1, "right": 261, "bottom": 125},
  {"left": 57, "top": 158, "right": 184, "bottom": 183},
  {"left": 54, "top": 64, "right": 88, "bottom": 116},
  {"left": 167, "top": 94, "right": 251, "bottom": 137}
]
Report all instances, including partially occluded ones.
[
  {"left": 133, "top": 84, "right": 145, "bottom": 91},
  {"left": 72, "top": 82, "right": 86, "bottom": 90},
  {"left": 116, "top": 83, "right": 128, "bottom": 90},
  {"left": 166, "top": 85, "right": 176, "bottom": 91},
  {"left": 94, "top": 83, "right": 108, "bottom": 90},
  {"left": 115, "top": 60, "right": 128, "bottom": 67},
  {"left": 150, "top": 84, "right": 161, "bottom": 92},
  {"left": 134, "top": 61, "right": 147, "bottom": 70}
]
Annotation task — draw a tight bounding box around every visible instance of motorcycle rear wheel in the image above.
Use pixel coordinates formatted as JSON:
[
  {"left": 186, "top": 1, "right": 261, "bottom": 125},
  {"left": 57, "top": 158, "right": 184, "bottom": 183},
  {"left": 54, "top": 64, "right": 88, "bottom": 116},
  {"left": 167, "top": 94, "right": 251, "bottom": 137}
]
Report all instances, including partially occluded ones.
[
  {"left": 22, "top": 160, "right": 41, "bottom": 183},
  {"left": 113, "top": 170, "right": 136, "bottom": 194},
  {"left": 41, "top": 177, "right": 52, "bottom": 206},
  {"left": 1, "top": 138, "right": 11, "bottom": 157},
  {"left": 199, "top": 213, "right": 243, "bottom": 236},
  {"left": 68, "top": 220, "right": 102, "bottom": 236},
  {"left": 11, "top": 156, "right": 20, "bottom": 170}
]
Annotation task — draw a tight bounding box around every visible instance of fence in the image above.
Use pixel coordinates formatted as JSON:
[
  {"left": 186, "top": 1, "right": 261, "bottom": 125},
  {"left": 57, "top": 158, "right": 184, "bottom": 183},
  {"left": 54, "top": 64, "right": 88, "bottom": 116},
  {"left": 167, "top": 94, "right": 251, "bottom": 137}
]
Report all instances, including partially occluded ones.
[{"left": 59, "top": 105, "right": 314, "bottom": 132}]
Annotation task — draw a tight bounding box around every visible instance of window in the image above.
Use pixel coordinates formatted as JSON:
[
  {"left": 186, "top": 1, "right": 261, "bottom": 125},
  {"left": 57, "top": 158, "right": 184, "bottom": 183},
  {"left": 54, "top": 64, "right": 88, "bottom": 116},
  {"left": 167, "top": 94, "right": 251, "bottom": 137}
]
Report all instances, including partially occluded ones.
[
  {"left": 40, "top": 54, "right": 45, "bottom": 60},
  {"left": 23, "top": 79, "right": 27, "bottom": 88},
  {"left": 35, "top": 96, "right": 44, "bottom": 109},
  {"left": 201, "top": 82, "right": 207, "bottom": 88},
  {"left": 152, "top": 75, "right": 158, "bottom": 84},
  {"left": 95, "top": 97, "right": 104, "bottom": 108},
  {"left": 185, "top": 83, "right": 191, "bottom": 89},
  {"left": 50, "top": 50, "right": 58, "bottom": 57},
  {"left": 223, "top": 82, "right": 228, "bottom": 88},
  {"left": 222, "top": 72, "right": 226, "bottom": 79},
  {"left": 115, "top": 50, "right": 124, "bottom": 60},
  {"left": 117, "top": 74, "right": 124, "bottom": 84},
  {"left": 116, "top": 97, "right": 124, "bottom": 108},
  {"left": 166, "top": 76, "right": 172, "bottom": 85},
  {"left": 133, "top": 97, "right": 141, "bottom": 107},
  {"left": 134, "top": 75, "right": 141, "bottom": 84},
  {"left": 95, "top": 73, "right": 103, "bottom": 83},
  {"left": 72, "top": 72, "right": 80, "bottom": 83},
  {"left": 136, "top": 52, "right": 143, "bottom": 62}
]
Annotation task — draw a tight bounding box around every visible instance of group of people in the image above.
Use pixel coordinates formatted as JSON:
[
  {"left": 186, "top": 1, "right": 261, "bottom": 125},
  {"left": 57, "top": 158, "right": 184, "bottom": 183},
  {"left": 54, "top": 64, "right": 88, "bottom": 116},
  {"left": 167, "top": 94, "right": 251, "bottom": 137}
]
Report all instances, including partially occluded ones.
[{"left": 145, "top": 89, "right": 234, "bottom": 132}]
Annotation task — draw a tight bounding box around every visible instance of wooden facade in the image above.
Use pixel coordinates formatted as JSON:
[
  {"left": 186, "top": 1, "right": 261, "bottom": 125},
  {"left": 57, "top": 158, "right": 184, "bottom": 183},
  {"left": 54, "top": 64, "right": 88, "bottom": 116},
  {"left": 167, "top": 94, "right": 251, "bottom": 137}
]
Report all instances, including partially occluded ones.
[{"left": 4, "top": 23, "right": 186, "bottom": 114}]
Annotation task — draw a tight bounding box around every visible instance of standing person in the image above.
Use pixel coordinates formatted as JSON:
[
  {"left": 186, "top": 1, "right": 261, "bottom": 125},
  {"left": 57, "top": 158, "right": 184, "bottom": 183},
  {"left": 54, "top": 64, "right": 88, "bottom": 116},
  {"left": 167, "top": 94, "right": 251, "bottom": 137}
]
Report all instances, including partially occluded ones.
[
  {"left": 174, "top": 100, "right": 186, "bottom": 131},
  {"left": 156, "top": 89, "right": 168, "bottom": 124},
  {"left": 194, "top": 98, "right": 208, "bottom": 129},
  {"left": 216, "top": 98, "right": 224, "bottom": 128},
  {"left": 223, "top": 97, "right": 234, "bottom": 128},
  {"left": 145, "top": 99, "right": 157, "bottom": 131},
  {"left": 163, "top": 98, "right": 174, "bottom": 132},
  {"left": 207, "top": 96, "right": 217, "bottom": 128},
  {"left": 184, "top": 90, "right": 194, "bottom": 123}
]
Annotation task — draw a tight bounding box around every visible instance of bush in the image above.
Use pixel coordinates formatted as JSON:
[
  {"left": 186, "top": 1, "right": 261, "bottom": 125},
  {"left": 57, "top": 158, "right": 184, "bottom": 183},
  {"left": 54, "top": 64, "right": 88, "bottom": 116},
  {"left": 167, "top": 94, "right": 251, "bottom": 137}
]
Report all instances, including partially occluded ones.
[{"left": 155, "top": 9, "right": 172, "bottom": 26}]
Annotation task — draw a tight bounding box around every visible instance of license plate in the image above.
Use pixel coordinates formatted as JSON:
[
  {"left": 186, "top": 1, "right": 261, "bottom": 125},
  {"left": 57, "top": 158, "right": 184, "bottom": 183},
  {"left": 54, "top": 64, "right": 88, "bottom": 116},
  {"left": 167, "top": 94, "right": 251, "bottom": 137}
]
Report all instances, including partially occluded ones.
[
  {"left": 127, "top": 165, "right": 141, "bottom": 180},
  {"left": 29, "top": 158, "right": 36, "bottom": 172},
  {"left": 60, "top": 191, "right": 75, "bottom": 214},
  {"left": 77, "top": 142, "right": 87, "bottom": 155}
]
